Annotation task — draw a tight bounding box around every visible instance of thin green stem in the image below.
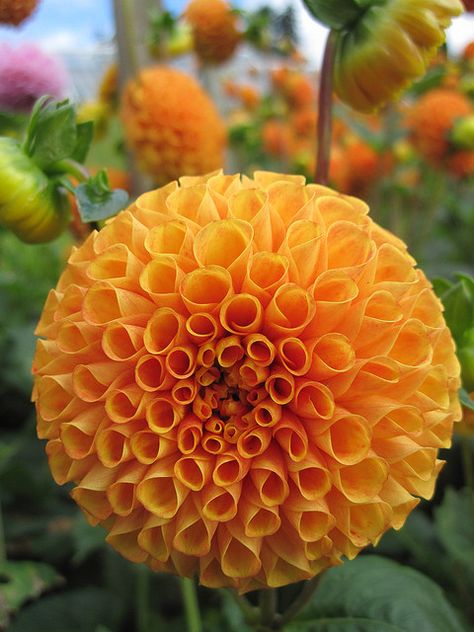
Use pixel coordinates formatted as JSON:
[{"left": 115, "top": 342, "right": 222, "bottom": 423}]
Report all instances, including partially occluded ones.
[
  {"left": 315, "top": 30, "right": 338, "bottom": 185},
  {"left": 0, "top": 497, "right": 6, "bottom": 564},
  {"left": 461, "top": 436, "right": 474, "bottom": 491},
  {"left": 120, "top": 0, "right": 140, "bottom": 78},
  {"left": 136, "top": 565, "right": 150, "bottom": 632},
  {"left": 259, "top": 589, "right": 277, "bottom": 630},
  {"left": 279, "top": 575, "right": 321, "bottom": 627},
  {"left": 181, "top": 577, "right": 202, "bottom": 632},
  {"left": 48, "top": 158, "right": 89, "bottom": 182},
  {"left": 222, "top": 588, "right": 260, "bottom": 624}
]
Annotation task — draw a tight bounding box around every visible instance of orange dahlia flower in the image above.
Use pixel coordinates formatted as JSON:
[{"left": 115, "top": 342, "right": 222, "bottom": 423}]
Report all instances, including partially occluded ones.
[
  {"left": 406, "top": 89, "right": 473, "bottom": 165},
  {"left": 0, "top": 0, "right": 37, "bottom": 25},
  {"left": 121, "top": 67, "right": 226, "bottom": 185},
  {"left": 33, "top": 171, "right": 461, "bottom": 591},
  {"left": 262, "top": 120, "right": 293, "bottom": 158},
  {"left": 271, "top": 67, "right": 315, "bottom": 110},
  {"left": 184, "top": 0, "right": 241, "bottom": 64}
]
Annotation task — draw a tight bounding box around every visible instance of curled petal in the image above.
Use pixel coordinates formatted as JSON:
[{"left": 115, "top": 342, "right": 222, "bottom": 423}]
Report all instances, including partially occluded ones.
[
  {"left": 264, "top": 284, "right": 316, "bottom": 338},
  {"left": 173, "top": 495, "right": 217, "bottom": 557},
  {"left": 177, "top": 415, "right": 204, "bottom": 454},
  {"left": 96, "top": 420, "right": 144, "bottom": 468},
  {"left": 197, "top": 342, "right": 216, "bottom": 368},
  {"left": 146, "top": 396, "right": 184, "bottom": 434},
  {"left": 265, "top": 368, "right": 295, "bottom": 405},
  {"left": 306, "top": 334, "right": 355, "bottom": 381},
  {"left": 253, "top": 398, "right": 282, "bottom": 428},
  {"left": 83, "top": 282, "right": 154, "bottom": 325},
  {"left": 202, "top": 482, "right": 242, "bottom": 522},
  {"left": 180, "top": 265, "right": 233, "bottom": 314},
  {"left": 243, "top": 334, "right": 276, "bottom": 367},
  {"left": 242, "top": 252, "right": 289, "bottom": 307},
  {"left": 166, "top": 345, "right": 197, "bottom": 379},
  {"left": 194, "top": 219, "right": 253, "bottom": 289},
  {"left": 131, "top": 429, "right": 177, "bottom": 464},
  {"left": 107, "top": 463, "right": 148, "bottom": 517},
  {"left": 103, "top": 320, "right": 145, "bottom": 362},
  {"left": 186, "top": 312, "right": 223, "bottom": 345},
  {"left": 213, "top": 451, "right": 250, "bottom": 486},
  {"left": 172, "top": 378, "right": 198, "bottom": 405},
  {"left": 73, "top": 362, "right": 129, "bottom": 402},
  {"left": 240, "top": 483, "right": 281, "bottom": 537},
  {"left": 273, "top": 412, "right": 308, "bottom": 462},
  {"left": 106, "top": 510, "right": 149, "bottom": 563},
  {"left": 332, "top": 457, "right": 389, "bottom": 503},
  {"left": 106, "top": 384, "right": 150, "bottom": 423},
  {"left": 290, "top": 380, "right": 335, "bottom": 420},
  {"left": 279, "top": 219, "right": 324, "bottom": 288},
  {"left": 215, "top": 335, "right": 244, "bottom": 368},
  {"left": 137, "top": 456, "right": 189, "bottom": 519},
  {"left": 57, "top": 320, "right": 101, "bottom": 355},
  {"left": 237, "top": 426, "right": 272, "bottom": 458},
  {"left": 87, "top": 243, "right": 144, "bottom": 292},
  {"left": 307, "top": 270, "right": 359, "bottom": 337},
  {"left": 283, "top": 508, "right": 334, "bottom": 543},
  {"left": 139, "top": 255, "right": 185, "bottom": 310},
  {"left": 138, "top": 515, "right": 174, "bottom": 562},
  {"left": 276, "top": 337, "right": 311, "bottom": 376},
  {"left": 202, "top": 433, "right": 229, "bottom": 455},
  {"left": 287, "top": 449, "right": 332, "bottom": 501},
  {"left": 174, "top": 450, "right": 215, "bottom": 491},
  {"left": 239, "top": 359, "right": 270, "bottom": 388},
  {"left": 60, "top": 406, "right": 107, "bottom": 459},
  {"left": 218, "top": 520, "right": 262, "bottom": 579},
  {"left": 144, "top": 308, "right": 186, "bottom": 355},
  {"left": 136, "top": 354, "right": 176, "bottom": 391},
  {"left": 314, "top": 413, "right": 372, "bottom": 465},
  {"left": 144, "top": 219, "right": 196, "bottom": 272},
  {"left": 220, "top": 293, "right": 263, "bottom": 335},
  {"left": 250, "top": 445, "right": 289, "bottom": 507}
]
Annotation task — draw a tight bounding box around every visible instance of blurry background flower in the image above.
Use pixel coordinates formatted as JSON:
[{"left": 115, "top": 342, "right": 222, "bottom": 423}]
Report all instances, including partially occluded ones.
[
  {"left": 0, "top": 42, "right": 68, "bottom": 113},
  {"left": 33, "top": 171, "right": 460, "bottom": 591},
  {"left": 0, "top": 0, "right": 38, "bottom": 25},
  {"left": 121, "top": 66, "right": 226, "bottom": 185},
  {"left": 184, "top": 0, "right": 241, "bottom": 65}
]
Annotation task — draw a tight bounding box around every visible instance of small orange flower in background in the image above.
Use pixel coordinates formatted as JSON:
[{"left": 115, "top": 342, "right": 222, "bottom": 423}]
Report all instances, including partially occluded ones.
[
  {"left": 271, "top": 67, "right": 315, "bottom": 110},
  {"left": 121, "top": 66, "right": 226, "bottom": 185},
  {"left": 262, "top": 120, "right": 293, "bottom": 158},
  {"left": 406, "top": 88, "right": 474, "bottom": 177},
  {"left": 463, "top": 41, "right": 474, "bottom": 61},
  {"left": 184, "top": 0, "right": 241, "bottom": 65},
  {"left": 224, "top": 81, "right": 260, "bottom": 111},
  {"left": 33, "top": 171, "right": 460, "bottom": 591},
  {"left": 0, "top": 0, "right": 38, "bottom": 25}
]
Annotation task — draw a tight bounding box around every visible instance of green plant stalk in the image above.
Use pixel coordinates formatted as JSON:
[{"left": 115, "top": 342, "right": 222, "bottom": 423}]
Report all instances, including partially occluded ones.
[
  {"left": 279, "top": 575, "right": 321, "bottom": 627},
  {"left": 0, "top": 497, "right": 6, "bottom": 564},
  {"left": 315, "top": 30, "right": 338, "bottom": 185},
  {"left": 136, "top": 565, "right": 151, "bottom": 632},
  {"left": 461, "top": 436, "right": 474, "bottom": 491},
  {"left": 48, "top": 158, "right": 89, "bottom": 182},
  {"left": 259, "top": 588, "right": 277, "bottom": 629},
  {"left": 222, "top": 588, "right": 260, "bottom": 624},
  {"left": 121, "top": 0, "right": 141, "bottom": 78},
  {"left": 181, "top": 577, "right": 202, "bottom": 632}
]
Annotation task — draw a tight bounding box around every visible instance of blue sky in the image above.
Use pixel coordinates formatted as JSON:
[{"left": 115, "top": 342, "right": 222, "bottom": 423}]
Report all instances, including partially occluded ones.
[{"left": 1, "top": 0, "right": 473, "bottom": 62}]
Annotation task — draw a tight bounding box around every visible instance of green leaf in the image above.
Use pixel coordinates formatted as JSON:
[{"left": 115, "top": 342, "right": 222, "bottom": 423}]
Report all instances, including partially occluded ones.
[
  {"left": 0, "top": 560, "right": 63, "bottom": 627},
  {"left": 435, "top": 488, "right": 474, "bottom": 585},
  {"left": 27, "top": 99, "right": 78, "bottom": 170},
  {"left": 75, "top": 169, "right": 129, "bottom": 223},
  {"left": 286, "top": 556, "right": 464, "bottom": 632},
  {"left": 301, "top": 0, "right": 362, "bottom": 30},
  {"left": 71, "top": 121, "right": 94, "bottom": 164},
  {"left": 431, "top": 277, "right": 453, "bottom": 298},
  {"left": 72, "top": 513, "right": 106, "bottom": 564},
  {"left": 460, "top": 388, "right": 474, "bottom": 410},
  {"left": 9, "top": 587, "right": 123, "bottom": 632},
  {"left": 440, "top": 280, "right": 474, "bottom": 344}
]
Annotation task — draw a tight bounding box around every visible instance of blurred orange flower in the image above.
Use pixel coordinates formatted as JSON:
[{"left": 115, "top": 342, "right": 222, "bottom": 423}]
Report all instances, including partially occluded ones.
[
  {"left": 121, "top": 67, "right": 226, "bottom": 185},
  {"left": 271, "top": 67, "right": 315, "bottom": 110},
  {"left": 262, "top": 120, "right": 293, "bottom": 158},
  {"left": 33, "top": 172, "right": 460, "bottom": 591},
  {"left": 185, "top": 0, "right": 241, "bottom": 64},
  {"left": 224, "top": 81, "right": 260, "bottom": 110},
  {"left": 0, "top": 0, "right": 37, "bottom": 25},
  {"left": 462, "top": 41, "right": 474, "bottom": 61},
  {"left": 406, "top": 89, "right": 473, "bottom": 176}
]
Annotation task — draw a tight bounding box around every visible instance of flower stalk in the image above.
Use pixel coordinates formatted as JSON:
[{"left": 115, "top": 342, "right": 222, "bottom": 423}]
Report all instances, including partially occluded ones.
[
  {"left": 259, "top": 588, "right": 278, "bottom": 629},
  {"left": 315, "top": 30, "right": 337, "bottom": 185},
  {"left": 136, "top": 565, "right": 151, "bottom": 632},
  {"left": 181, "top": 577, "right": 203, "bottom": 632}
]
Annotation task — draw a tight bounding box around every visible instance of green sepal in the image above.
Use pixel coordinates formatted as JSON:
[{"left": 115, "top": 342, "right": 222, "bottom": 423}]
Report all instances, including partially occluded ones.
[
  {"left": 22, "top": 97, "right": 93, "bottom": 172},
  {"left": 75, "top": 169, "right": 129, "bottom": 223},
  {"left": 439, "top": 278, "right": 474, "bottom": 345},
  {"left": 72, "top": 121, "right": 94, "bottom": 163},
  {"left": 301, "top": 0, "right": 382, "bottom": 30}
]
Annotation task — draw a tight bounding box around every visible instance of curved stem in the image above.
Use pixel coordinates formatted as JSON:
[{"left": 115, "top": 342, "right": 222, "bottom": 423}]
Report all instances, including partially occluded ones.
[
  {"left": 48, "top": 158, "right": 89, "bottom": 182},
  {"left": 222, "top": 588, "right": 260, "bottom": 624},
  {"left": 279, "top": 575, "right": 321, "bottom": 627},
  {"left": 315, "top": 30, "right": 338, "bottom": 185},
  {"left": 259, "top": 589, "right": 277, "bottom": 629},
  {"left": 181, "top": 577, "right": 202, "bottom": 632}
]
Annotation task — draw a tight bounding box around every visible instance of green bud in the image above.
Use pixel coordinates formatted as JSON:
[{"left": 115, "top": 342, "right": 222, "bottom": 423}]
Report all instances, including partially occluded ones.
[
  {"left": 0, "top": 137, "right": 70, "bottom": 244},
  {"left": 451, "top": 115, "right": 474, "bottom": 151}
]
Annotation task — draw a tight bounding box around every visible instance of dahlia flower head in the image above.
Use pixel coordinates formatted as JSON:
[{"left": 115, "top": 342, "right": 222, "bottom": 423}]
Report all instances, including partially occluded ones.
[
  {"left": 0, "top": 0, "right": 38, "bottom": 25},
  {"left": 121, "top": 67, "right": 226, "bottom": 185},
  {"left": 406, "top": 88, "right": 474, "bottom": 178},
  {"left": 184, "top": 0, "right": 241, "bottom": 65},
  {"left": 33, "top": 171, "right": 461, "bottom": 592},
  {"left": 0, "top": 43, "right": 67, "bottom": 113}
]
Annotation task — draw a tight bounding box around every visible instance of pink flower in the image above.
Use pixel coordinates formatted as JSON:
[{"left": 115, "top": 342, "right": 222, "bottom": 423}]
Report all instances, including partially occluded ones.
[{"left": 0, "top": 43, "right": 68, "bottom": 112}]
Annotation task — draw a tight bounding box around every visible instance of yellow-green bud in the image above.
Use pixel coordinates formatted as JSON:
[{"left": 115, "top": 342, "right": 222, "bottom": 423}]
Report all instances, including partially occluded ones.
[
  {"left": 0, "top": 137, "right": 70, "bottom": 244},
  {"left": 451, "top": 115, "right": 474, "bottom": 150}
]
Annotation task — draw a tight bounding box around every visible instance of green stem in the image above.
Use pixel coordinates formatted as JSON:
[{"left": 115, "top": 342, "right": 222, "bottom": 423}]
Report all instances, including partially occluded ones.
[
  {"left": 279, "top": 575, "right": 321, "bottom": 627},
  {"left": 315, "top": 30, "right": 338, "bottom": 185},
  {"left": 48, "top": 158, "right": 89, "bottom": 182},
  {"left": 121, "top": 0, "right": 141, "bottom": 78},
  {"left": 0, "top": 497, "right": 6, "bottom": 564},
  {"left": 136, "top": 565, "right": 150, "bottom": 632},
  {"left": 181, "top": 577, "right": 202, "bottom": 632},
  {"left": 461, "top": 436, "right": 474, "bottom": 491},
  {"left": 259, "top": 589, "right": 277, "bottom": 630},
  {"left": 222, "top": 589, "right": 260, "bottom": 624}
]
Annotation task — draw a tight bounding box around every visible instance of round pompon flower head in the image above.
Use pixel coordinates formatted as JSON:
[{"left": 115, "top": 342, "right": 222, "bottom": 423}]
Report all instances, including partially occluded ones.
[
  {"left": 303, "top": 0, "right": 463, "bottom": 112},
  {"left": 121, "top": 67, "right": 226, "bottom": 185},
  {"left": 0, "top": 0, "right": 38, "bottom": 25},
  {"left": 184, "top": 0, "right": 241, "bottom": 64},
  {"left": 0, "top": 43, "right": 67, "bottom": 113},
  {"left": 32, "top": 172, "right": 461, "bottom": 591}
]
